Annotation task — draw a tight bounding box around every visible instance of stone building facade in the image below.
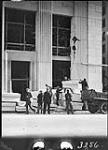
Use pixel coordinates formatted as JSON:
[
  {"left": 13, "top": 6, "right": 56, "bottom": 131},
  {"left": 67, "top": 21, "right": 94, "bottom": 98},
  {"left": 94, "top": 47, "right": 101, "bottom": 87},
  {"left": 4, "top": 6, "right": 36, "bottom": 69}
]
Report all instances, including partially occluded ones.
[
  {"left": 2, "top": 1, "right": 102, "bottom": 94},
  {"left": 102, "top": 1, "right": 108, "bottom": 92}
]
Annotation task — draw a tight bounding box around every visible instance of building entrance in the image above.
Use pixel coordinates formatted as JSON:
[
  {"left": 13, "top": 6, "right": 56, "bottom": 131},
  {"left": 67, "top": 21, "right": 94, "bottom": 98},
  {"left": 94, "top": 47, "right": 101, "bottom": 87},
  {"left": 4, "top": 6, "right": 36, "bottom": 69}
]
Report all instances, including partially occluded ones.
[
  {"left": 52, "top": 60, "right": 71, "bottom": 88},
  {"left": 11, "top": 61, "right": 30, "bottom": 94}
]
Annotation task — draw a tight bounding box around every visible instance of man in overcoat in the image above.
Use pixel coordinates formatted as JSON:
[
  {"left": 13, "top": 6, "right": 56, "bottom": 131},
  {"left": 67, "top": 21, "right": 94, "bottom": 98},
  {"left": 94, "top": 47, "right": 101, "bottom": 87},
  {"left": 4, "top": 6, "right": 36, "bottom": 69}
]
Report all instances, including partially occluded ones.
[
  {"left": 43, "top": 89, "right": 51, "bottom": 114},
  {"left": 37, "top": 90, "right": 43, "bottom": 114},
  {"left": 25, "top": 88, "right": 35, "bottom": 114},
  {"left": 65, "top": 89, "right": 74, "bottom": 114}
]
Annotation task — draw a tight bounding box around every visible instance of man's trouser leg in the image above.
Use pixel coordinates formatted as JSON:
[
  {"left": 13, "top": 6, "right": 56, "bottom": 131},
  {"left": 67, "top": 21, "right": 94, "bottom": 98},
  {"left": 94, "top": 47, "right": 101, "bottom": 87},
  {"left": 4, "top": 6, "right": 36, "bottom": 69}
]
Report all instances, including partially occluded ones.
[
  {"left": 48, "top": 103, "right": 50, "bottom": 114},
  {"left": 66, "top": 103, "right": 69, "bottom": 114},
  {"left": 37, "top": 103, "right": 42, "bottom": 114},
  {"left": 26, "top": 104, "right": 29, "bottom": 114},
  {"left": 37, "top": 104, "right": 40, "bottom": 114},
  {"left": 56, "top": 94, "right": 59, "bottom": 106},
  {"left": 28, "top": 103, "right": 35, "bottom": 112},
  {"left": 85, "top": 100, "right": 88, "bottom": 110},
  {"left": 70, "top": 103, "right": 74, "bottom": 114},
  {"left": 43, "top": 103, "right": 46, "bottom": 114},
  {"left": 40, "top": 104, "right": 43, "bottom": 114}
]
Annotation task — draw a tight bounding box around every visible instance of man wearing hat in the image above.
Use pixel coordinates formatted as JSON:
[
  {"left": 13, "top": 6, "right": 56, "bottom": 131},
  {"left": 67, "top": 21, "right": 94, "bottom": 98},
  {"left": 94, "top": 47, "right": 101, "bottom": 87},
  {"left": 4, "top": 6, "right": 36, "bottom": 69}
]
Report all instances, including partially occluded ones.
[
  {"left": 25, "top": 88, "right": 35, "bottom": 114},
  {"left": 43, "top": 88, "right": 52, "bottom": 114},
  {"left": 65, "top": 89, "right": 74, "bottom": 114},
  {"left": 37, "top": 90, "right": 43, "bottom": 114}
]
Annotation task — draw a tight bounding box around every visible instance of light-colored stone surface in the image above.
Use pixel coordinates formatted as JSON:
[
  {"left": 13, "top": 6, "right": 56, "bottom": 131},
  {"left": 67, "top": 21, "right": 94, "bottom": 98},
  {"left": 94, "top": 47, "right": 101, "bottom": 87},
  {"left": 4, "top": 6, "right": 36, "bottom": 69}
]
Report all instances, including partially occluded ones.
[
  {"left": 2, "top": 114, "right": 107, "bottom": 137},
  {"left": 2, "top": 93, "right": 21, "bottom": 102},
  {"left": 2, "top": 1, "right": 103, "bottom": 93},
  {"left": 87, "top": 1, "right": 102, "bottom": 91},
  {"left": 71, "top": 1, "right": 102, "bottom": 92}
]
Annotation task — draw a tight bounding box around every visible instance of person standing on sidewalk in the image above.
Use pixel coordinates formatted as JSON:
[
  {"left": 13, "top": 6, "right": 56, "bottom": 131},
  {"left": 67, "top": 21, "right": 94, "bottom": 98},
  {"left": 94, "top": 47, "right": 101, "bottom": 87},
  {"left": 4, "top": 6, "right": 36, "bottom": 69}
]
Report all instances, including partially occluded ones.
[
  {"left": 65, "top": 89, "right": 74, "bottom": 114},
  {"left": 56, "top": 86, "right": 60, "bottom": 106},
  {"left": 43, "top": 88, "right": 51, "bottom": 114},
  {"left": 37, "top": 90, "right": 43, "bottom": 114},
  {"left": 79, "top": 78, "right": 89, "bottom": 110},
  {"left": 25, "top": 88, "right": 35, "bottom": 114},
  {"left": 55, "top": 86, "right": 62, "bottom": 106}
]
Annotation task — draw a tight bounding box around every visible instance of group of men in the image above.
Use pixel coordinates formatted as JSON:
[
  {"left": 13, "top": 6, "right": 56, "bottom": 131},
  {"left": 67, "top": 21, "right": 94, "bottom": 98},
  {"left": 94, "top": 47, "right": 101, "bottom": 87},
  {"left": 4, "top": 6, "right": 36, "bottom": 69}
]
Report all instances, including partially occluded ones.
[
  {"left": 24, "top": 78, "right": 89, "bottom": 114},
  {"left": 25, "top": 87, "right": 52, "bottom": 114},
  {"left": 24, "top": 86, "right": 74, "bottom": 115}
]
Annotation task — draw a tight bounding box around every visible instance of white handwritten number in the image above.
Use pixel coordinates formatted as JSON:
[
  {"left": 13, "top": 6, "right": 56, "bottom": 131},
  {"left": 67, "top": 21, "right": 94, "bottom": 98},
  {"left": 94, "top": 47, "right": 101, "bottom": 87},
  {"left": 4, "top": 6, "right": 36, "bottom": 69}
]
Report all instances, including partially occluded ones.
[
  {"left": 77, "top": 141, "right": 83, "bottom": 149},
  {"left": 77, "top": 141, "right": 99, "bottom": 149},
  {"left": 94, "top": 141, "right": 99, "bottom": 148},
  {"left": 89, "top": 142, "right": 94, "bottom": 148},
  {"left": 83, "top": 142, "right": 88, "bottom": 148}
]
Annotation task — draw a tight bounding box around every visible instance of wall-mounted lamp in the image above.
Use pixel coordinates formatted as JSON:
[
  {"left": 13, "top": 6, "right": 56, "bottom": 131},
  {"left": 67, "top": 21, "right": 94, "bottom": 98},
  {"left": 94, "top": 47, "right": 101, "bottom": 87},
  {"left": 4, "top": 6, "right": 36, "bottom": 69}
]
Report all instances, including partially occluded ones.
[
  {"left": 72, "top": 45, "right": 76, "bottom": 55},
  {"left": 72, "top": 36, "right": 80, "bottom": 44}
]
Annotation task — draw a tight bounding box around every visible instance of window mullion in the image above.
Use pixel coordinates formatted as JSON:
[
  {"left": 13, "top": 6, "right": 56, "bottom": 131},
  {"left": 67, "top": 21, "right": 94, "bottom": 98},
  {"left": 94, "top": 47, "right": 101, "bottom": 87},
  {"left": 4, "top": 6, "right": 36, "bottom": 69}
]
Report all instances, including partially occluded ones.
[
  {"left": 57, "top": 19, "right": 59, "bottom": 56},
  {"left": 24, "top": 13, "right": 25, "bottom": 51},
  {"left": 6, "top": 21, "right": 8, "bottom": 50}
]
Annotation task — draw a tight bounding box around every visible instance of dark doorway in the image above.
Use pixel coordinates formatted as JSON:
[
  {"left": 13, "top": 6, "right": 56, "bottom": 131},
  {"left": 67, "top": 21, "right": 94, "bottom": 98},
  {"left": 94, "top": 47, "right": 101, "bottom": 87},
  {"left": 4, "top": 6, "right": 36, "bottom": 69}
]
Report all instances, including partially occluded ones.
[
  {"left": 11, "top": 61, "right": 30, "bottom": 95},
  {"left": 52, "top": 60, "right": 71, "bottom": 88}
]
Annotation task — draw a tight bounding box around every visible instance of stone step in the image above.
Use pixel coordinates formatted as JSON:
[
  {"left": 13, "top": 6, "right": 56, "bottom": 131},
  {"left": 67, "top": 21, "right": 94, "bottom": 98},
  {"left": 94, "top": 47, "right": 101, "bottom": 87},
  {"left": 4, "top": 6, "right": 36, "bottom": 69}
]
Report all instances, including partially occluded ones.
[
  {"left": 2, "top": 101, "right": 16, "bottom": 112},
  {"left": 2, "top": 100, "right": 83, "bottom": 113},
  {"left": 2, "top": 102, "right": 16, "bottom": 107},
  {"left": 16, "top": 106, "right": 26, "bottom": 112},
  {"left": 2, "top": 106, "right": 16, "bottom": 112}
]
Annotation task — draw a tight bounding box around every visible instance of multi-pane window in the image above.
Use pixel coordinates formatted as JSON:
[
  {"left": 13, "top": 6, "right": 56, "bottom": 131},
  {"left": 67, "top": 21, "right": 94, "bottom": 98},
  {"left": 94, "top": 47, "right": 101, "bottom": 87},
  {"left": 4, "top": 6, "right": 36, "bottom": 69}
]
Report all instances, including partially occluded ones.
[
  {"left": 11, "top": 61, "right": 30, "bottom": 94},
  {"left": 102, "top": 32, "right": 105, "bottom": 41},
  {"left": 102, "top": 56, "right": 106, "bottom": 64},
  {"left": 102, "top": 18, "right": 105, "bottom": 28},
  {"left": 102, "top": 1, "right": 108, "bottom": 92},
  {"left": 102, "top": 44, "right": 106, "bottom": 54},
  {"left": 102, "top": 67, "right": 108, "bottom": 92},
  {"left": 102, "top": 5, "right": 106, "bottom": 16},
  {"left": 5, "top": 8, "right": 35, "bottom": 51},
  {"left": 52, "top": 15, "right": 71, "bottom": 56}
]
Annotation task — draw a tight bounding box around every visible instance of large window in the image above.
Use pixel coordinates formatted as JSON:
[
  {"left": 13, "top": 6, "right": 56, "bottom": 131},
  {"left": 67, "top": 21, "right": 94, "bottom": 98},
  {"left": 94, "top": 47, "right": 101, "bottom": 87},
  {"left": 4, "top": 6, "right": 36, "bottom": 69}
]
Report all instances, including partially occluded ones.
[
  {"left": 102, "top": 2, "right": 106, "bottom": 16},
  {"left": 102, "top": 18, "right": 105, "bottom": 28},
  {"left": 52, "top": 60, "right": 71, "bottom": 88},
  {"left": 102, "top": 57, "right": 106, "bottom": 64},
  {"left": 52, "top": 15, "right": 71, "bottom": 56},
  {"left": 102, "top": 44, "right": 106, "bottom": 54},
  {"left": 102, "top": 32, "right": 105, "bottom": 41},
  {"left": 5, "top": 8, "right": 35, "bottom": 51},
  {"left": 11, "top": 61, "right": 30, "bottom": 95},
  {"left": 102, "top": 67, "right": 108, "bottom": 92},
  {"left": 102, "top": 1, "right": 108, "bottom": 92}
]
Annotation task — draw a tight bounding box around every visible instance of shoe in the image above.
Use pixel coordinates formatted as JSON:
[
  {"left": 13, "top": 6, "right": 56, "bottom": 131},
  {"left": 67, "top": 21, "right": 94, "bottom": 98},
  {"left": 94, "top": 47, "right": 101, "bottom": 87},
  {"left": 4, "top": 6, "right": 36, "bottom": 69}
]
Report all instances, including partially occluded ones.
[{"left": 72, "top": 111, "right": 74, "bottom": 114}]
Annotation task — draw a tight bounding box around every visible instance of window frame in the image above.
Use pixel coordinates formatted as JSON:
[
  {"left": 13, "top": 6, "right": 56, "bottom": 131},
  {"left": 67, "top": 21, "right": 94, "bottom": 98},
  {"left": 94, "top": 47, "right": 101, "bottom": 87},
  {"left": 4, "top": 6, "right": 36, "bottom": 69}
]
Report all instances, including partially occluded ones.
[
  {"left": 5, "top": 8, "right": 36, "bottom": 51},
  {"left": 52, "top": 14, "right": 71, "bottom": 56}
]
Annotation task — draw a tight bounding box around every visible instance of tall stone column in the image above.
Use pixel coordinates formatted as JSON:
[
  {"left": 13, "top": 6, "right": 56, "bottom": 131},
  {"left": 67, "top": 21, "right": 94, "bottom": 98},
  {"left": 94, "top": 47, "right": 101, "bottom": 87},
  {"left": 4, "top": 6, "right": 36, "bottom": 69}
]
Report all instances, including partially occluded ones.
[
  {"left": 36, "top": 1, "right": 52, "bottom": 90},
  {"left": 87, "top": 1, "right": 102, "bottom": 91},
  {"left": 2, "top": 3, "right": 5, "bottom": 92},
  {"left": 70, "top": 1, "right": 88, "bottom": 87}
]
